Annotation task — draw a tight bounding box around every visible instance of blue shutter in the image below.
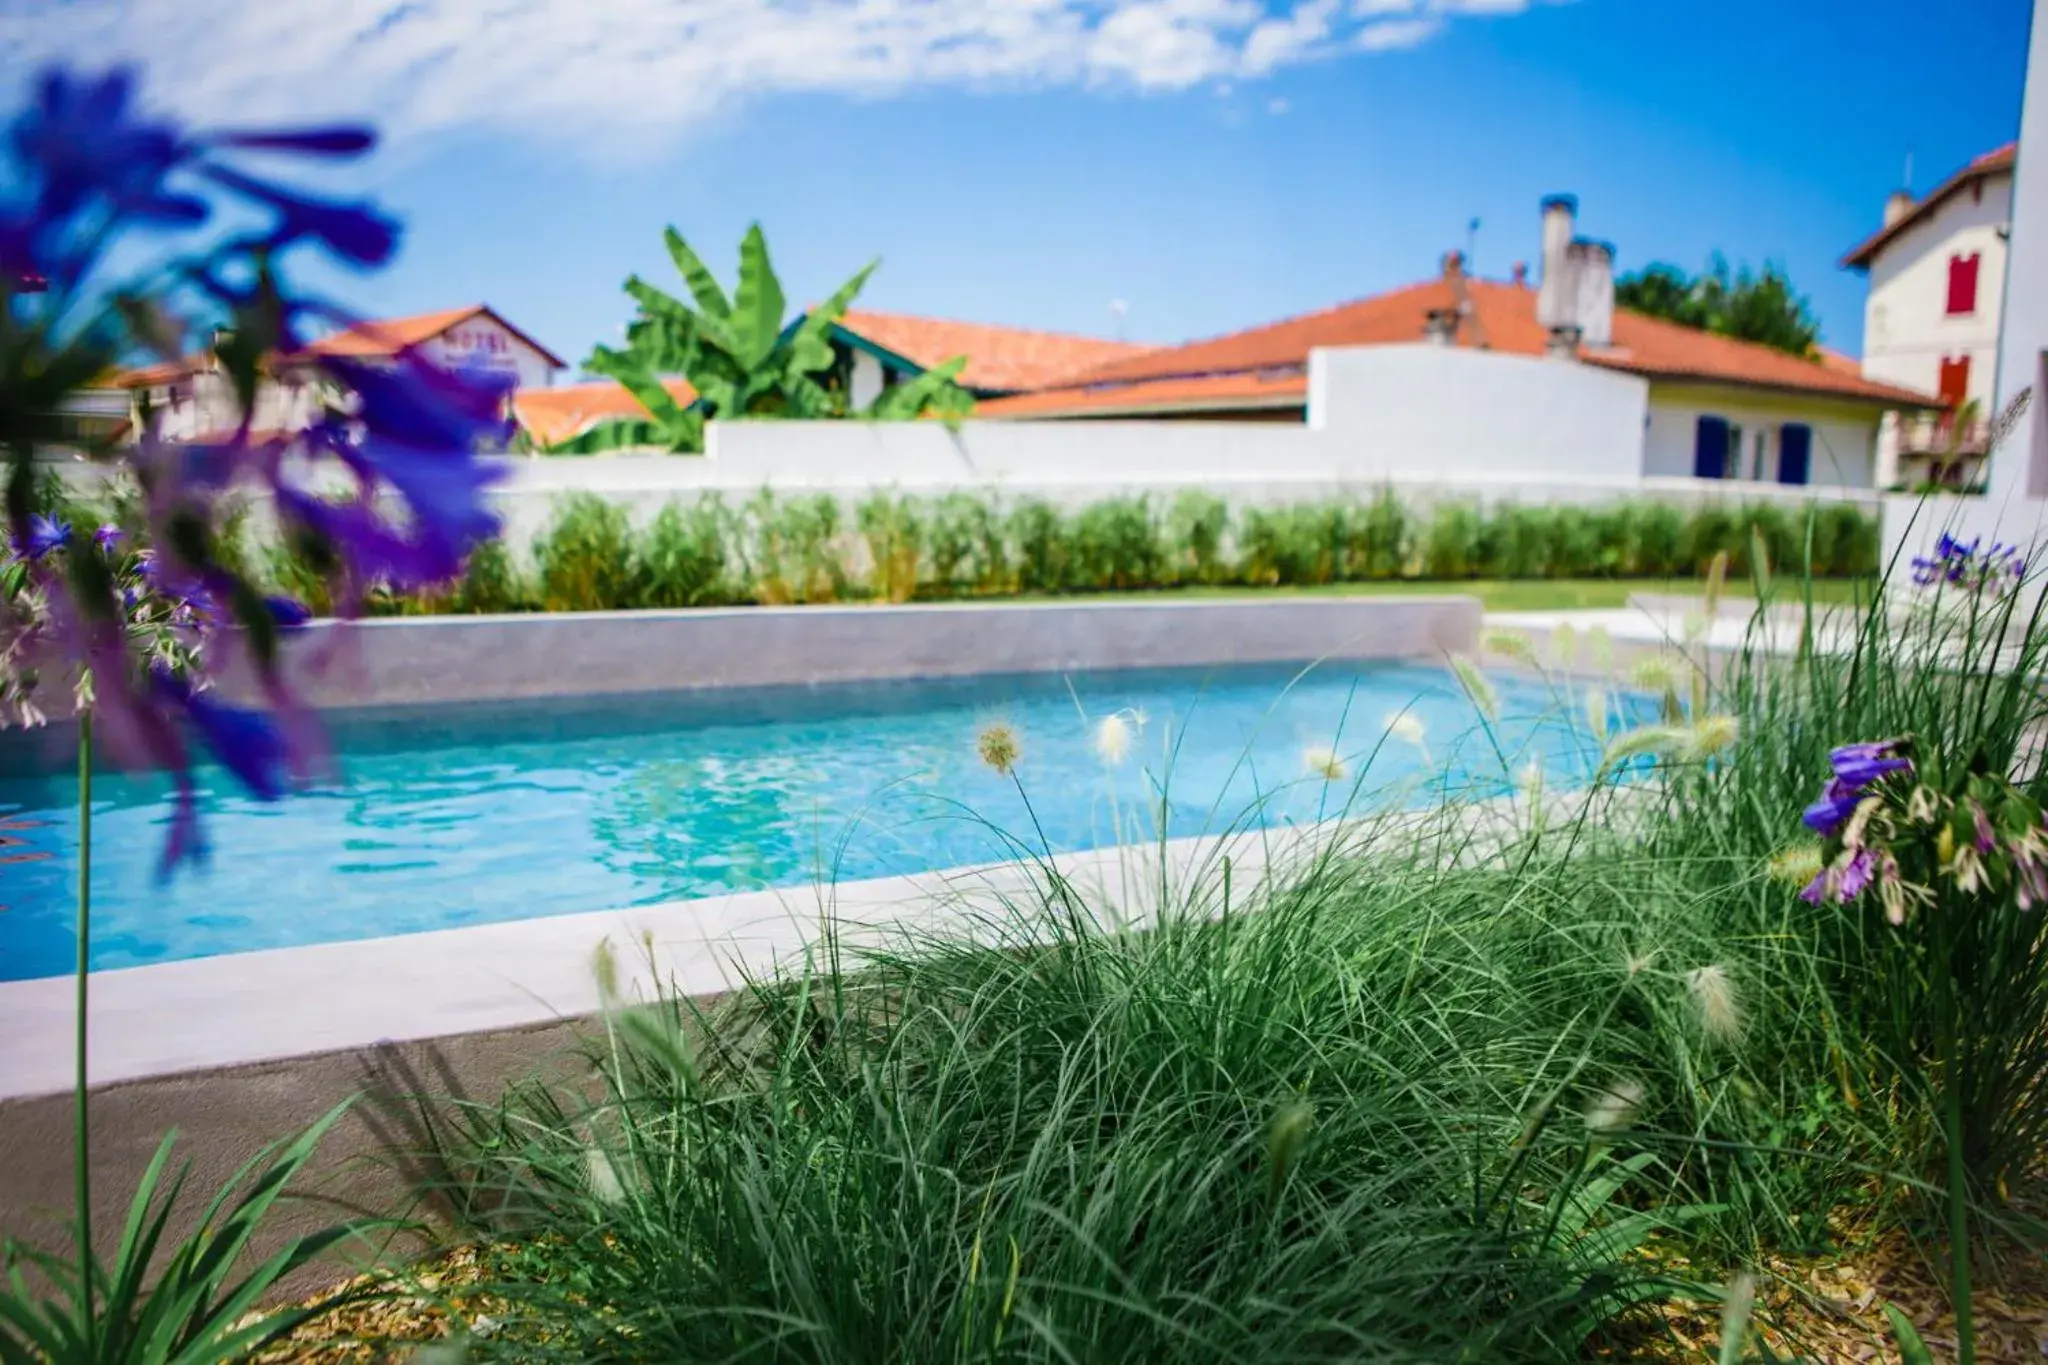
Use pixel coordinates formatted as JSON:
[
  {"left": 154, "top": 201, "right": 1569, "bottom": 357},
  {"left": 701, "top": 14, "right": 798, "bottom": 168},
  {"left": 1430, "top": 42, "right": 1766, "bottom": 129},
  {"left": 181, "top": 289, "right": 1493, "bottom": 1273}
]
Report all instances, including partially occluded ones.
[
  {"left": 1694, "top": 416, "right": 1729, "bottom": 479},
  {"left": 1778, "top": 424, "right": 1811, "bottom": 485}
]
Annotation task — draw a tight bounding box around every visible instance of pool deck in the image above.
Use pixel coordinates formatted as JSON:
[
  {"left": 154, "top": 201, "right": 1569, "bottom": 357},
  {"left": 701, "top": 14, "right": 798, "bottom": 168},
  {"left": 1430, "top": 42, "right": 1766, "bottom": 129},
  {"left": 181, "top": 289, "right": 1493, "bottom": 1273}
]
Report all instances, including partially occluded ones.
[{"left": 1488, "top": 593, "right": 1866, "bottom": 661}]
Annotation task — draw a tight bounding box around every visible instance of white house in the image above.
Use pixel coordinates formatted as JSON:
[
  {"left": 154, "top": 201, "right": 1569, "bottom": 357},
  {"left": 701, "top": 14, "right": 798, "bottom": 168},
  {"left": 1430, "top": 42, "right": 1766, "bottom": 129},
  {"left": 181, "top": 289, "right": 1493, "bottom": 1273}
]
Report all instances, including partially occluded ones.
[
  {"left": 982, "top": 196, "right": 1939, "bottom": 492},
  {"left": 1844, "top": 144, "right": 2016, "bottom": 487},
  {"left": 1880, "top": 1, "right": 2048, "bottom": 575},
  {"left": 107, "top": 304, "right": 565, "bottom": 446}
]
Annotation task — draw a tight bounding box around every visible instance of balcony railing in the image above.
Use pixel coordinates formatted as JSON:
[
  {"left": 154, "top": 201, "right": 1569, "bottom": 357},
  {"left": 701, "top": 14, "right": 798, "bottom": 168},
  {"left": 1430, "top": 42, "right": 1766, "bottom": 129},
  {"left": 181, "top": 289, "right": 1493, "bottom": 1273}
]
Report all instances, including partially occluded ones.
[{"left": 1894, "top": 413, "right": 1989, "bottom": 457}]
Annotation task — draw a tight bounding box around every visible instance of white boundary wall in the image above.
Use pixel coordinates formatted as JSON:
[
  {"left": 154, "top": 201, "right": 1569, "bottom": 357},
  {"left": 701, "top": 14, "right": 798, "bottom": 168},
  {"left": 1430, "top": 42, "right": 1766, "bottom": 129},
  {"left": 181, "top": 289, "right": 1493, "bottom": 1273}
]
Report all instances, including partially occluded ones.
[{"left": 41, "top": 343, "right": 1884, "bottom": 552}]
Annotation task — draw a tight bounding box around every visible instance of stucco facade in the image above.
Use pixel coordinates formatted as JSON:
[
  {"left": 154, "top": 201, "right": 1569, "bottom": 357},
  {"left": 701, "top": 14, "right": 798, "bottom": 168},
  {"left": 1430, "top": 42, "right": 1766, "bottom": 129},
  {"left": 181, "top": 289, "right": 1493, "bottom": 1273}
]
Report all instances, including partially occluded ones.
[
  {"left": 1643, "top": 383, "right": 1882, "bottom": 489},
  {"left": 1862, "top": 182, "right": 2010, "bottom": 405},
  {"left": 1849, "top": 149, "right": 2015, "bottom": 487}
]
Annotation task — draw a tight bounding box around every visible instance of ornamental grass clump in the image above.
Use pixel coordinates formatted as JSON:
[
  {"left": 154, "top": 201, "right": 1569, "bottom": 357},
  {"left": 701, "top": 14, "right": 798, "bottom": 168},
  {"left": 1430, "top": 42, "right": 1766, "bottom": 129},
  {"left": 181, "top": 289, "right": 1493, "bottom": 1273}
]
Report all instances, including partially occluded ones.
[{"left": 379, "top": 554, "right": 2048, "bottom": 1360}]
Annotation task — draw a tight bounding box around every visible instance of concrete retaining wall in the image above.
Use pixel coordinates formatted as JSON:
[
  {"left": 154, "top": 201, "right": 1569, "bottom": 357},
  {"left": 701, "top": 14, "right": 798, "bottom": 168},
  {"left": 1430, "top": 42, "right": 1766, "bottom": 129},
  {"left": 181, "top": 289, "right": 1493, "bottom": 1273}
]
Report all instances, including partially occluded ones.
[{"left": 244, "top": 595, "right": 1484, "bottom": 709}]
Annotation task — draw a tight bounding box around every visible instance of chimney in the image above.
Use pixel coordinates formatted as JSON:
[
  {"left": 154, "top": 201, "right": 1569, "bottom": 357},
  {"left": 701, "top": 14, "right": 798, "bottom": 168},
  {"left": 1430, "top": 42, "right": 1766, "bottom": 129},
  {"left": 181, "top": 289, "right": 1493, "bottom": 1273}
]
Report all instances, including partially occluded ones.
[
  {"left": 1423, "top": 308, "right": 1460, "bottom": 345},
  {"left": 1883, "top": 189, "right": 1915, "bottom": 227},
  {"left": 1537, "top": 194, "right": 1579, "bottom": 332},
  {"left": 1546, "top": 324, "right": 1584, "bottom": 359},
  {"left": 1440, "top": 249, "right": 1465, "bottom": 279},
  {"left": 1511, "top": 260, "right": 1528, "bottom": 288},
  {"left": 1572, "top": 239, "right": 1615, "bottom": 349}
]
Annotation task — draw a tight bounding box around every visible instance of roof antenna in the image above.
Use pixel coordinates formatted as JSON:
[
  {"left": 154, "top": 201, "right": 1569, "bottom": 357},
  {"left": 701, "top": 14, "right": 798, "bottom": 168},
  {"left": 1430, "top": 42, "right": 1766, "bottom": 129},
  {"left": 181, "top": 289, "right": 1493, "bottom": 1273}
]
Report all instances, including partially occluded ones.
[
  {"left": 1109, "top": 298, "right": 1128, "bottom": 341},
  {"left": 1903, "top": 150, "right": 1914, "bottom": 192},
  {"left": 1465, "top": 217, "right": 1481, "bottom": 275}
]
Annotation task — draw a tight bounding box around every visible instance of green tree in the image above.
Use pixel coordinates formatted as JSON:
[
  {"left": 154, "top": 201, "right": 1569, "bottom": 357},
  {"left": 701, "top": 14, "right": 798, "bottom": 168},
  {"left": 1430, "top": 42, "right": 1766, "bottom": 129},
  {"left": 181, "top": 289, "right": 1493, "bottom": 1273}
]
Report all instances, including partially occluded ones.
[
  {"left": 1616, "top": 252, "right": 1820, "bottom": 358},
  {"left": 575, "top": 224, "right": 974, "bottom": 453}
]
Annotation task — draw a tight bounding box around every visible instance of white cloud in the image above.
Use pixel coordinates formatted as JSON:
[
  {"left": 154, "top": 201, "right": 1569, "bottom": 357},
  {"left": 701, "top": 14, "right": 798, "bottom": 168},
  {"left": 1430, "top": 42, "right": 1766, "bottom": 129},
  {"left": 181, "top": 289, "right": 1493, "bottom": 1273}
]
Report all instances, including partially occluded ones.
[
  {"left": 1357, "top": 16, "right": 1443, "bottom": 49},
  {"left": 1267, "top": 95, "right": 1292, "bottom": 114},
  {"left": 1241, "top": 0, "right": 1341, "bottom": 77},
  {"left": 0, "top": 0, "right": 1553, "bottom": 147}
]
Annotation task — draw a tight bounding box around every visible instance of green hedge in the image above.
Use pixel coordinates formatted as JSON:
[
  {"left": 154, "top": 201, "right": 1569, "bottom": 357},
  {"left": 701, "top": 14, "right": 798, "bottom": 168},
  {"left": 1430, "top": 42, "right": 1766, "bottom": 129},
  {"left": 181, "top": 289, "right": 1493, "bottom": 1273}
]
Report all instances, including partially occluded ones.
[{"left": 353, "top": 488, "right": 1880, "bottom": 616}]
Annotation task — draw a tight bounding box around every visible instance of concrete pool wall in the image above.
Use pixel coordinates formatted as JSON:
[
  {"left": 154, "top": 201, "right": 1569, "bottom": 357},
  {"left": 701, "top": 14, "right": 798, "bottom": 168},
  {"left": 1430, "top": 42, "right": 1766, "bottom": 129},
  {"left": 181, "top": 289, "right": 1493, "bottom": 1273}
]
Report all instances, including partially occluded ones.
[
  {"left": 248, "top": 594, "right": 1484, "bottom": 708},
  {"left": 0, "top": 594, "right": 1480, "bottom": 1282}
]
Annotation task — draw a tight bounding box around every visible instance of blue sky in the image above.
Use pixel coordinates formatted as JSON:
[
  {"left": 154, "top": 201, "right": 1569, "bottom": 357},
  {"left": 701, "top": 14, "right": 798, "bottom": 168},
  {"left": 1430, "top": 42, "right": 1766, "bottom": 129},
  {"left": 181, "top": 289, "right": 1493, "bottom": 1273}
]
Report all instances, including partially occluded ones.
[{"left": 1, "top": 0, "right": 2034, "bottom": 370}]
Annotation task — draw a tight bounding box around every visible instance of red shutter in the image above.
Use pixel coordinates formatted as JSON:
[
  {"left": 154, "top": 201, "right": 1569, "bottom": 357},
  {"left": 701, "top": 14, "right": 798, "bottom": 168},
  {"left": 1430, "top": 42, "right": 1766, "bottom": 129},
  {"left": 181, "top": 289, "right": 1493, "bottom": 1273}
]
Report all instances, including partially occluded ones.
[
  {"left": 1947, "top": 253, "right": 1981, "bottom": 314},
  {"left": 1938, "top": 354, "right": 1972, "bottom": 408}
]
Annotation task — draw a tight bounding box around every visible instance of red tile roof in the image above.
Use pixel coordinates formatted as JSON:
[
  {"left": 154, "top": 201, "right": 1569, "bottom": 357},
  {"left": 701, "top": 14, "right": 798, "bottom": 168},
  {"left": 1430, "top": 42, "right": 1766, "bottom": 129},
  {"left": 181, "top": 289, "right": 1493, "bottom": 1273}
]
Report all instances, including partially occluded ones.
[
  {"left": 974, "top": 370, "right": 1308, "bottom": 419},
  {"left": 105, "top": 305, "right": 567, "bottom": 388},
  {"left": 979, "top": 278, "right": 1939, "bottom": 420},
  {"left": 298, "top": 304, "right": 568, "bottom": 368},
  {"left": 512, "top": 378, "right": 698, "bottom": 448},
  {"left": 1816, "top": 346, "right": 1862, "bottom": 377},
  {"left": 1841, "top": 143, "right": 2016, "bottom": 269},
  {"left": 834, "top": 309, "right": 1152, "bottom": 393}
]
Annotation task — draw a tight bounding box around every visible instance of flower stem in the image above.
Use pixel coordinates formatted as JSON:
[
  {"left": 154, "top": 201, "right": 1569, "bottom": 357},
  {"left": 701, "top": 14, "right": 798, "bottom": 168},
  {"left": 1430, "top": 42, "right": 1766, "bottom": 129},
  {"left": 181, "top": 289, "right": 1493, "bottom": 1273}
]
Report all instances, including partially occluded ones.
[
  {"left": 74, "top": 708, "right": 93, "bottom": 1345},
  {"left": 1948, "top": 1071, "right": 1975, "bottom": 1365},
  {"left": 1936, "top": 933, "right": 1974, "bottom": 1365}
]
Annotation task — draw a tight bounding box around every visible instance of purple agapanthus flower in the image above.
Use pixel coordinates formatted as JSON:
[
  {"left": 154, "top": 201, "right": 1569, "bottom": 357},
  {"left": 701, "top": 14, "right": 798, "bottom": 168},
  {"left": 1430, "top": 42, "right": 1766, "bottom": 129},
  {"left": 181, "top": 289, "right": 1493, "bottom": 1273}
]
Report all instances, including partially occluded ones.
[
  {"left": 2, "top": 64, "right": 504, "bottom": 870},
  {"left": 1798, "top": 871, "right": 1827, "bottom": 905},
  {"left": 21, "top": 514, "right": 70, "bottom": 560},
  {"left": 264, "top": 596, "right": 310, "bottom": 631},
  {"left": 195, "top": 164, "right": 398, "bottom": 268},
  {"left": 1800, "top": 848, "right": 1878, "bottom": 906},
  {"left": 1804, "top": 782, "right": 1864, "bottom": 837},
  {"left": 93, "top": 522, "right": 121, "bottom": 552},
  {"left": 1837, "top": 847, "right": 1876, "bottom": 900},
  {"left": 1829, "top": 741, "right": 1913, "bottom": 791},
  {"left": 1911, "top": 531, "right": 2028, "bottom": 593},
  {"left": 1803, "top": 740, "right": 1912, "bottom": 837},
  {"left": 152, "top": 670, "right": 290, "bottom": 801}
]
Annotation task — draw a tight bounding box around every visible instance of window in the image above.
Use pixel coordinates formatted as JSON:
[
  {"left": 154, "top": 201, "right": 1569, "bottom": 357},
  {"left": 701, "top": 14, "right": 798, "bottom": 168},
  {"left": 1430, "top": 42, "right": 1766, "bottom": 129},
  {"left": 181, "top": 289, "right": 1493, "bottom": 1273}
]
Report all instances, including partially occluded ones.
[
  {"left": 1778, "top": 424, "right": 1811, "bottom": 486},
  {"left": 1947, "top": 252, "right": 1981, "bottom": 315},
  {"left": 1751, "top": 429, "right": 1768, "bottom": 481},
  {"left": 1939, "top": 354, "right": 1972, "bottom": 408},
  {"left": 1727, "top": 423, "right": 1745, "bottom": 479},
  {"left": 1694, "top": 415, "right": 1730, "bottom": 479}
]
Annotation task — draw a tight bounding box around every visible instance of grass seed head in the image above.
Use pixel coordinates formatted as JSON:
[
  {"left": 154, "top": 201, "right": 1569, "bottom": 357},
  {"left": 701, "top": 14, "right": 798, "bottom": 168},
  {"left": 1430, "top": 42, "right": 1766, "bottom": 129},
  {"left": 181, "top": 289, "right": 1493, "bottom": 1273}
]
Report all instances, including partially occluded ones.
[{"left": 978, "top": 722, "right": 1021, "bottom": 776}]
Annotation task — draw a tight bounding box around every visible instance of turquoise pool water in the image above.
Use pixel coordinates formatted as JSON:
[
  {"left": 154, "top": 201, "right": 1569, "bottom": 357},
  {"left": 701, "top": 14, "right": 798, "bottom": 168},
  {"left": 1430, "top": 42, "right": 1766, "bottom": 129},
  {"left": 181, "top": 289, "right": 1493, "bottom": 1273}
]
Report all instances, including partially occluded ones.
[{"left": 0, "top": 662, "right": 1633, "bottom": 981}]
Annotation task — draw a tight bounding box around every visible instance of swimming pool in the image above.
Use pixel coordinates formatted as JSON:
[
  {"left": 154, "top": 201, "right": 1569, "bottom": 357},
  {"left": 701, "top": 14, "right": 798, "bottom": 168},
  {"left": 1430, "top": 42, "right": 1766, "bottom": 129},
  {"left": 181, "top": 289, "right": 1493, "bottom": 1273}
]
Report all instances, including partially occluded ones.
[{"left": 0, "top": 661, "right": 1633, "bottom": 981}]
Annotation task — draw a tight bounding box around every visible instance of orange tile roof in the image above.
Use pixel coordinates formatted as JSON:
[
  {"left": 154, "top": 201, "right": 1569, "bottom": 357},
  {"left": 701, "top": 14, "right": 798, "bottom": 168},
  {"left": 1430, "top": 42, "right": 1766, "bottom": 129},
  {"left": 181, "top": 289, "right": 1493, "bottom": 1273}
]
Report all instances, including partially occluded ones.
[
  {"left": 1816, "top": 346, "right": 1862, "bottom": 377},
  {"left": 1842, "top": 143, "right": 2016, "bottom": 268},
  {"left": 834, "top": 309, "right": 1153, "bottom": 393},
  {"left": 298, "top": 304, "right": 568, "bottom": 368},
  {"left": 977, "top": 370, "right": 1309, "bottom": 419},
  {"left": 512, "top": 377, "right": 698, "bottom": 448},
  {"left": 983, "top": 278, "right": 1938, "bottom": 419},
  {"left": 106, "top": 305, "right": 568, "bottom": 388}
]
